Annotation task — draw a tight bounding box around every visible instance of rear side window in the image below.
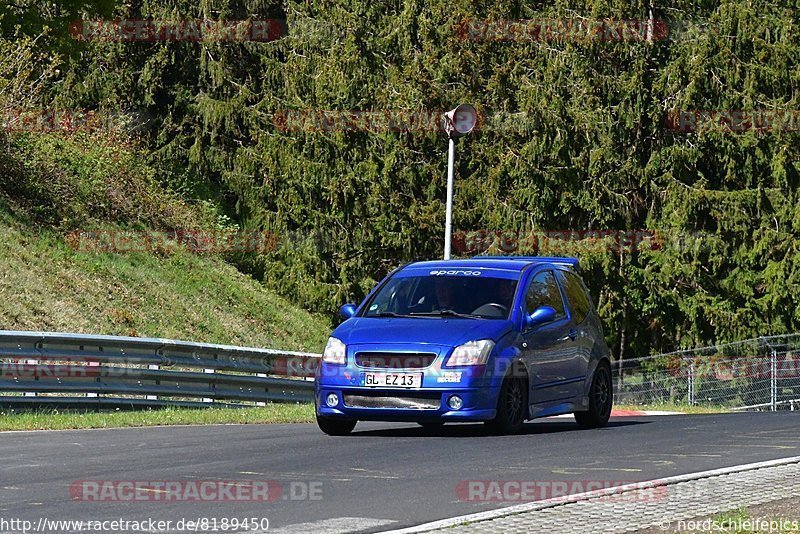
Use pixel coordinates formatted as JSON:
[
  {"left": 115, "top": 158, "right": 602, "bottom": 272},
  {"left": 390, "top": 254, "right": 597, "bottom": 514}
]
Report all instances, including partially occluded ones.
[
  {"left": 525, "top": 270, "right": 565, "bottom": 318},
  {"left": 558, "top": 270, "right": 591, "bottom": 324}
]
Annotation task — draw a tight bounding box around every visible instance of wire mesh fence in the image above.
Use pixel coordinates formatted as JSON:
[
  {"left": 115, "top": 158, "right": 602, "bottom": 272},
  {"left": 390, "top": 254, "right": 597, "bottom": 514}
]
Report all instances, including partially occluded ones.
[{"left": 613, "top": 334, "right": 800, "bottom": 411}]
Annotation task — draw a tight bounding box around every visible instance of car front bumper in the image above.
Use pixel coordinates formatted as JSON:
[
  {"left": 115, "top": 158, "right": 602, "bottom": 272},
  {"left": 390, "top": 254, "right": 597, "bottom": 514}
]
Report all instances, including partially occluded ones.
[{"left": 315, "top": 385, "right": 499, "bottom": 422}]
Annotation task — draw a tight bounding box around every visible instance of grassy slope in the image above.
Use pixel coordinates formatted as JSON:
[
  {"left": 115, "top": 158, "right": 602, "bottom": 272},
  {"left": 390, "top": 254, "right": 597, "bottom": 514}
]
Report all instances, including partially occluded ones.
[
  {"left": 0, "top": 129, "right": 330, "bottom": 352},
  {"left": 0, "top": 212, "right": 329, "bottom": 351},
  {"left": 0, "top": 43, "right": 325, "bottom": 426}
]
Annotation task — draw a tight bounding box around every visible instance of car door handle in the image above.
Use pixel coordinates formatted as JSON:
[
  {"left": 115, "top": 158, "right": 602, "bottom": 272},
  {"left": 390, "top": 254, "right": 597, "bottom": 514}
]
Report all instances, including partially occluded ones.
[{"left": 558, "top": 329, "right": 578, "bottom": 342}]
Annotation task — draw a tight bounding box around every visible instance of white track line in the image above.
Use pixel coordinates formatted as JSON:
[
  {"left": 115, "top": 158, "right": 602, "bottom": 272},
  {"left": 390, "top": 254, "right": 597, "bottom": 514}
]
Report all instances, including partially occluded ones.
[
  {"left": 545, "top": 410, "right": 682, "bottom": 419},
  {"left": 270, "top": 517, "right": 396, "bottom": 533}
]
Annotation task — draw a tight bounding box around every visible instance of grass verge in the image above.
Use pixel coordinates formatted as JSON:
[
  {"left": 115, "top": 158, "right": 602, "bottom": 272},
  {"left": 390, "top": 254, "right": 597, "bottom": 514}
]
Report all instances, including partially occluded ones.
[
  {"left": 614, "top": 403, "right": 728, "bottom": 414},
  {"left": 707, "top": 504, "right": 800, "bottom": 533},
  {"left": 0, "top": 403, "right": 315, "bottom": 431},
  {"left": 639, "top": 501, "right": 800, "bottom": 533}
]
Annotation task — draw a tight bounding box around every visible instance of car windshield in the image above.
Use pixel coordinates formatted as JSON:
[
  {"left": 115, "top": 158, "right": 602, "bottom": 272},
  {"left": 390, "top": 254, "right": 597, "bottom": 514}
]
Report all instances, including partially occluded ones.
[{"left": 363, "top": 275, "right": 518, "bottom": 319}]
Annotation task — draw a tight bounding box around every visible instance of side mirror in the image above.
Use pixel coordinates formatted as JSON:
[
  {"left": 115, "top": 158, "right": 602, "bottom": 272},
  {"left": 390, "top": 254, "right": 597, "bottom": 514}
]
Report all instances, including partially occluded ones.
[
  {"left": 525, "top": 306, "right": 557, "bottom": 329},
  {"left": 338, "top": 303, "right": 357, "bottom": 320}
]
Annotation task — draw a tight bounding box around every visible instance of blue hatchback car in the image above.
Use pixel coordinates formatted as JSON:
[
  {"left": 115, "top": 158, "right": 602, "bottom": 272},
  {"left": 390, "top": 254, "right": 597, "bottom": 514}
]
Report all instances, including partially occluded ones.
[{"left": 315, "top": 256, "right": 613, "bottom": 435}]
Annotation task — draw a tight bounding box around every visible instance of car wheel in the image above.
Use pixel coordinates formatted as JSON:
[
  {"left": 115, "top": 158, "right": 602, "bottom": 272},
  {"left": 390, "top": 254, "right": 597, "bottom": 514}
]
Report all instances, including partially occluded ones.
[
  {"left": 486, "top": 372, "right": 528, "bottom": 435},
  {"left": 316, "top": 414, "right": 357, "bottom": 436},
  {"left": 574, "top": 362, "right": 613, "bottom": 429}
]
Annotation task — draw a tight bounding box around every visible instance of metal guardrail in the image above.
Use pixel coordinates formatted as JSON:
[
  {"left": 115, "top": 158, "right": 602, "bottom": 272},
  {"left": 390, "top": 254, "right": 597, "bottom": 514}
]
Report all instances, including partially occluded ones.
[
  {"left": 0, "top": 330, "right": 322, "bottom": 408},
  {"left": 5, "top": 329, "right": 798, "bottom": 412}
]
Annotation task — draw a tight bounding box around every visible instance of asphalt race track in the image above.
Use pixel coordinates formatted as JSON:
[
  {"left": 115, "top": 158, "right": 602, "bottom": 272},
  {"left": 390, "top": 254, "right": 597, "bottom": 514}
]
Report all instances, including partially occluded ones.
[{"left": 0, "top": 413, "right": 798, "bottom": 533}]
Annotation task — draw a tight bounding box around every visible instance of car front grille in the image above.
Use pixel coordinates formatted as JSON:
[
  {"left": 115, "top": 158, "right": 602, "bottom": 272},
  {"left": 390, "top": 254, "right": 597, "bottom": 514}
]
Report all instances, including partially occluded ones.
[
  {"left": 354, "top": 352, "right": 437, "bottom": 369},
  {"left": 343, "top": 392, "right": 440, "bottom": 410}
]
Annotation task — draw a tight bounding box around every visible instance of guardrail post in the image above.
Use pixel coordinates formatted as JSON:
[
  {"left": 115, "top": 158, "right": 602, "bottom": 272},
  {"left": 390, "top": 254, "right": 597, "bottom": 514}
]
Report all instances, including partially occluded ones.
[
  {"left": 86, "top": 361, "right": 100, "bottom": 398},
  {"left": 203, "top": 368, "right": 214, "bottom": 403},
  {"left": 256, "top": 373, "right": 267, "bottom": 406},
  {"left": 770, "top": 348, "right": 777, "bottom": 412},
  {"left": 24, "top": 358, "right": 38, "bottom": 397},
  {"left": 688, "top": 362, "right": 695, "bottom": 406},
  {"left": 146, "top": 364, "right": 159, "bottom": 400}
]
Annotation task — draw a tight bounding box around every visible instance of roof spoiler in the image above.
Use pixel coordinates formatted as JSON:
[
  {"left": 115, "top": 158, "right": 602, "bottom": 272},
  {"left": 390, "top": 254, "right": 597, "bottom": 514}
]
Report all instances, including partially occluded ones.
[{"left": 472, "top": 255, "right": 580, "bottom": 270}]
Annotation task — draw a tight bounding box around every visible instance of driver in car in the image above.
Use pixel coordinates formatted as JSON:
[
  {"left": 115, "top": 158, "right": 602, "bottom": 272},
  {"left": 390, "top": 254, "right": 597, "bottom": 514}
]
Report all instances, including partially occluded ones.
[
  {"left": 433, "top": 278, "right": 457, "bottom": 311},
  {"left": 409, "top": 277, "right": 459, "bottom": 313}
]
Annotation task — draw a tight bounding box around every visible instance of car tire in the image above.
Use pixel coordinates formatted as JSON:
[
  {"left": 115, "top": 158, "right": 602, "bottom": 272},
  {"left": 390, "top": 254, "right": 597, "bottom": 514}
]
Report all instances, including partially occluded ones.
[
  {"left": 316, "top": 414, "right": 357, "bottom": 436},
  {"left": 486, "top": 372, "right": 528, "bottom": 435},
  {"left": 574, "top": 361, "right": 613, "bottom": 429}
]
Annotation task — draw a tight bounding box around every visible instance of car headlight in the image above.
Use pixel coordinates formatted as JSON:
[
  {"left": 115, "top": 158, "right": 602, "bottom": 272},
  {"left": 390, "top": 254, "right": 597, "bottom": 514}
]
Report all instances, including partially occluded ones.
[
  {"left": 445, "top": 339, "right": 495, "bottom": 366},
  {"left": 322, "top": 337, "right": 346, "bottom": 364}
]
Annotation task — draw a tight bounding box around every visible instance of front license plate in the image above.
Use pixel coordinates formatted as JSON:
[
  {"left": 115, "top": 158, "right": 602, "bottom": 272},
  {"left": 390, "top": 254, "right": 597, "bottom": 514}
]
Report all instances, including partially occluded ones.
[{"left": 363, "top": 372, "right": 422, "bottom": 388}]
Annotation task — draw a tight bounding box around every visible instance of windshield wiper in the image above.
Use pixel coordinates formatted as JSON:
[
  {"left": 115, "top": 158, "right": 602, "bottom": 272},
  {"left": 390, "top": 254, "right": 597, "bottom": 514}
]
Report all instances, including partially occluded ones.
[
  {"left": 373, "top": 311, "right": 418, "bottom": 318},
  {"left": 409, "top": 309, "right": 486, "bottom": 319}
]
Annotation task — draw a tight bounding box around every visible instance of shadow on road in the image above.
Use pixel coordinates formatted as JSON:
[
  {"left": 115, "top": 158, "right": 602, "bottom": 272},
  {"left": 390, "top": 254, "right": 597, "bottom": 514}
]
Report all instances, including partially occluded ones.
[{"left": 351, "top": 419, "right": 649, "bottom": 438}]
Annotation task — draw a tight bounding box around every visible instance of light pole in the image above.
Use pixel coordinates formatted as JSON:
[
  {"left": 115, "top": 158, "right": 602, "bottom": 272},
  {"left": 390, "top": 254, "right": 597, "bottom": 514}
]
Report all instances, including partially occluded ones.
[{"left": 441, "top": 104, "right": 477, "bottom": 260}]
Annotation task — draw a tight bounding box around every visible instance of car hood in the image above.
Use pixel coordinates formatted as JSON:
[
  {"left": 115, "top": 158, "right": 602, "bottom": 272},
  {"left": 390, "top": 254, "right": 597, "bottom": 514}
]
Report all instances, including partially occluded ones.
[{"left": 332, "top": 317, "right": 514, "bottom": 347}]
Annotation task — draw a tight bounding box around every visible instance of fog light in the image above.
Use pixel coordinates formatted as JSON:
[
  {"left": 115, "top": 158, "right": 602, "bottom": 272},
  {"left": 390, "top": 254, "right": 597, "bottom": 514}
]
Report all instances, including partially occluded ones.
[
  {"left": 447, "top": 395, "right": 463, "bottom": 410},
  {"left": 326, "top": 393, "right": 339, "bottom": 407}
]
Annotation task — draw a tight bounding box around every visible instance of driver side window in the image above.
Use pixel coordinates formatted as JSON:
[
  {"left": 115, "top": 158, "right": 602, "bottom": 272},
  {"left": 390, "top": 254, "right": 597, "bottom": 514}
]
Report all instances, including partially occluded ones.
[
  {"left": 525, "top": 270, "right": 566, "bottom": 318},
  {"left": 368, "top": 277, "right": 417, "bottom": 315}
]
